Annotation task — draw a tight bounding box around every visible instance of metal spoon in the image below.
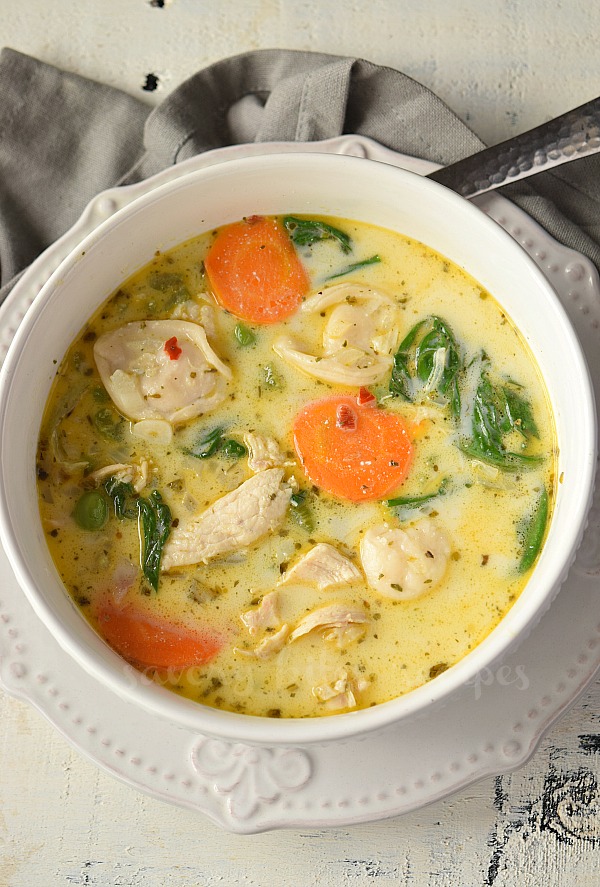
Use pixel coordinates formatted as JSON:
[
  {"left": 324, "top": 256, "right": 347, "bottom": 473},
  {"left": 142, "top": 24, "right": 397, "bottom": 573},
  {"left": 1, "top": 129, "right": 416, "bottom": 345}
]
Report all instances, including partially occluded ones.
[{"left": 427, "top": 96, "right": 600, "bottom": 198}]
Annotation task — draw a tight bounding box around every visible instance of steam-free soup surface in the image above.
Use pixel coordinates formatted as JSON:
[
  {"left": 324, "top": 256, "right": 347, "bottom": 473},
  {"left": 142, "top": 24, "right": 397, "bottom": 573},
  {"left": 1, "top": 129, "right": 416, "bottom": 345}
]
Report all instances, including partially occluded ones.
[{"left": 37, "top": 214, "right": 555, "bottom": 718}]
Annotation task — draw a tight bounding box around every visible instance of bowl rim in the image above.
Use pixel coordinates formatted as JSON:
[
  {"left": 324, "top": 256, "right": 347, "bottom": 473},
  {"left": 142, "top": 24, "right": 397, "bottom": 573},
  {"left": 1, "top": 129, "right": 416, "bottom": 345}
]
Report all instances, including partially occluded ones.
[{"left": 0, "top": 152, "right": 596, "bottom": 746}]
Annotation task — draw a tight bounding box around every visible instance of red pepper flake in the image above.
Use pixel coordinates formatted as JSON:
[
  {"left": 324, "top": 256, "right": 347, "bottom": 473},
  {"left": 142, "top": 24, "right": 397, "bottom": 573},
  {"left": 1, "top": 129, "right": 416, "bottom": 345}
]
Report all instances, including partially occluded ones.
[
  {"left": 246, "top": 214, "right": 265, "bottom": 225},
  {"left": 357, "top": 386, "right": 376, "bottom": 407},
  {"left": 336, "top": 403, "right": 358, "bottom": 430},
  {"left": 164, "top": 336, "right": 182, "bottom": 360}
]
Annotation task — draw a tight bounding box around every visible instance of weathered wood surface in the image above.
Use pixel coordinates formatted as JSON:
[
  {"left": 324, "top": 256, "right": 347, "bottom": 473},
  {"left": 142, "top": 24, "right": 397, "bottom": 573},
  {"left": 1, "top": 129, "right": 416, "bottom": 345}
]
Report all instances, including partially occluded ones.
[
  {"left": 0, "top": 680, "right": 598, "bottom": 885},
  {"left": 2, "top": 0, "right": 599, "bottom": 147},
  {"left": 1, "top": 1, "right": 600, "bottom": 883}
]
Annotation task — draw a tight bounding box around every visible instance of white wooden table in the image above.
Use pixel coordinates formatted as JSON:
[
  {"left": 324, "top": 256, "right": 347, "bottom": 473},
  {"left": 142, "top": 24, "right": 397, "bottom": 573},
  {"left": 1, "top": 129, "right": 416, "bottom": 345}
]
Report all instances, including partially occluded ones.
[{"left": 1, "top": 2, "right": 599, "bottom": 884}]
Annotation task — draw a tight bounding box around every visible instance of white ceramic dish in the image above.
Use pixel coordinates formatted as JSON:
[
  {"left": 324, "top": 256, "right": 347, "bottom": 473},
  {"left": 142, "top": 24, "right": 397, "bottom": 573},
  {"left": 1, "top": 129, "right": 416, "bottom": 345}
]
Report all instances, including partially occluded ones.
[
  {"left": 0, "top": 138, "right": 599, "bottom": 831},
  {"left": 0, "top": 142, "right": 596, "bottom": 752}
]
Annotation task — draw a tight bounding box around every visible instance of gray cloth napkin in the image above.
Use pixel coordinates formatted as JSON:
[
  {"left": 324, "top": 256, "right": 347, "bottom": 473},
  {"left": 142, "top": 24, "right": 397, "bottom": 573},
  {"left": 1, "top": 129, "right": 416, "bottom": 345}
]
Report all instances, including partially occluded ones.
[{"left": 2, "top": 46, "right": 600, "bottom": 307}]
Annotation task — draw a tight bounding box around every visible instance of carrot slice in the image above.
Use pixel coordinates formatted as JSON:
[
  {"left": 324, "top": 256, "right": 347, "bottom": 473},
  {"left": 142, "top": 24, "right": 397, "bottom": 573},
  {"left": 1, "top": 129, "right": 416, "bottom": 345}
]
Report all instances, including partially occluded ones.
[
  {"left": 204, "top": 215, "right": 309, "bottom": 324},
  {"left": 293, "top": 396, "right": 414, "bottom": 502},
  {"left": 97, "top": 604, "right": 224, "bottom": 669}
]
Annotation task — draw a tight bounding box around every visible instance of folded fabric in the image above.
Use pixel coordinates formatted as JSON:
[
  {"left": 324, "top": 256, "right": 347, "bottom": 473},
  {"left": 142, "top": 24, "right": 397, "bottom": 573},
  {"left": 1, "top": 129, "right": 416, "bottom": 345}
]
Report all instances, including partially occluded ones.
[{"left": 2, "top": 46, "right": 600, "bottom": 306}]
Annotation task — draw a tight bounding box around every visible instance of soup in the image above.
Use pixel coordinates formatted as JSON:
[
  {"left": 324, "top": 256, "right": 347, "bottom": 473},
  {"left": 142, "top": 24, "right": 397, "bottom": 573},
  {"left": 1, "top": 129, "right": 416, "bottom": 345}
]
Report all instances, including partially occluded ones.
[{"left": 36, "top": 214, "right": 555, "bottom": 718}]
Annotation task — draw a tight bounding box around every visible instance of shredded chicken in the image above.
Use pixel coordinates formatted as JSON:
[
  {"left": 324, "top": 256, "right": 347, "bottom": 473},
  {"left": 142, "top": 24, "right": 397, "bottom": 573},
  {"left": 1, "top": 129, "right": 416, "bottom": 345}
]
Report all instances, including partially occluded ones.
[
  {"left": 312, "top": 670, "right": 371, "bottom": 710},
  {"left": 360, "top": 518, "right": 451, "bottom": 600},
  {"left": 234, "top": 624, "right": 291, "bottom": 659},
  {"left": 93, "top": 319, "right": 232, "bottom": 424},
  {"left": 243, "top": 432, "right": 292, "bottom": 473},
  {"left": 279, "top": 543, "right": 362, "bottom": 590},
  {"left": 241, "top": 591, "right": 281, "bottom": 636},
  {"left": 288, "top": 602, "right": 370, "bottom": 646},
  {"left": 273, "top": 283, "right": 400, "bottom": 386},
  {"left": 237, "top": 591, "right": 288, "bottom": 658},
  {"left": 111, "top": 559, "right": 139, "bottom": 604},
  {"left": 88, "top": 460, "right": 149, "bottom": 494},
  {"left": 161, "top": 468, "right": 293, "bottom": 570},
  {"left": 51, "top": 459, "right": 89, "bottom": 478}
]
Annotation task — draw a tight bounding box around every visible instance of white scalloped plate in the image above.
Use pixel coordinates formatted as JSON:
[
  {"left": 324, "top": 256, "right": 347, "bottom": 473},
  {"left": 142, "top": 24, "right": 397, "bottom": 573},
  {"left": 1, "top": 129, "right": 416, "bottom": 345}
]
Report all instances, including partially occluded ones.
[{"left": 0, "top": 136, "right": 599, "bottom": 833}]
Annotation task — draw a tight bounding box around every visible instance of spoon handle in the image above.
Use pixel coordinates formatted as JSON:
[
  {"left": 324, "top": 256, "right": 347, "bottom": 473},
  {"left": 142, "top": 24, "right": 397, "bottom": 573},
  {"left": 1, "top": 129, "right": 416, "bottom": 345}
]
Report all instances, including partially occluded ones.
[{"left": 428, "top": 96, "right": 600, "bottom": 198}]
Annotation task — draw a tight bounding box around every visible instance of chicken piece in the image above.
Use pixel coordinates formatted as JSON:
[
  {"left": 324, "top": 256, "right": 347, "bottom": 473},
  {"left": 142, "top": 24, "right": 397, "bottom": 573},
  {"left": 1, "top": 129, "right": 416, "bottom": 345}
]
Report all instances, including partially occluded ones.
[
  {"left": 273, "top": 283, "right": 400, "bottom": 386},
  {"left": 110, "top": 558, "right": 139, "bottom": 604},
  {"left": 234, "top": 624, "right": 291, "bottom": 659},
  {"left": 88, "top": 460, "right": 149, "bottom": 494},
  {"left": 93, "top": 320, "right": 232, "bottom": 425},
  {"left": 313, "top": 670, "right": 370, "bottom": 710},
  {"left": 279, "top": 543, "right": 362, "bottom": 590},
  {"left": 243, "top": 432, "right": 291, "bottom": 473},
  {"left": 360, "top": 518, "right": 451, "bottom": 601},
  {"left": 161, "top": 468, "right": 292, "bottom": 570},
  {"left": 241, "top": 591, "right": 281, "bottom": 636},
  {"left": 314, "top": 673, "right": 357, "bottom": 710},
  {"left": 288, "top": 602, "right": 370, "bottom": 646}
]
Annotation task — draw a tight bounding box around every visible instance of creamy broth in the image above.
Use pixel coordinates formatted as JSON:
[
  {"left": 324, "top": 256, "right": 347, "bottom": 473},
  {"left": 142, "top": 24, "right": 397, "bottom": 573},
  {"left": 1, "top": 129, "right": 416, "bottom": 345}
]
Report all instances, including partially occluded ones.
[{"left": 37, "top": 215, "right": 555, "bottom": 718}]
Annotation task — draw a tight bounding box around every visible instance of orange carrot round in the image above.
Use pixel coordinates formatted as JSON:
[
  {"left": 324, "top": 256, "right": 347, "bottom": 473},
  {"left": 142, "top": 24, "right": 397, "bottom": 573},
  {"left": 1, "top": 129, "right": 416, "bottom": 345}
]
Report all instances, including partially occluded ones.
[
  {"left": 293, "top": 396, "right": 414, "bottom": 502},
  {"left": 97, "top": 604, "right": 224, "bottom": 669},
  {"left": 204, "top": 215, "right": 309, "bottom": 324}
]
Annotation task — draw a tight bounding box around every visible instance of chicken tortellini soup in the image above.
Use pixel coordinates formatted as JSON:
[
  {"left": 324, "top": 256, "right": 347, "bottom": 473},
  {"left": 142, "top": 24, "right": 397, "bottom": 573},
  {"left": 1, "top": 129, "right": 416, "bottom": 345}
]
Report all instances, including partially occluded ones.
[{"left": 37, "top": 214, "right": 555, "bottom": 718}]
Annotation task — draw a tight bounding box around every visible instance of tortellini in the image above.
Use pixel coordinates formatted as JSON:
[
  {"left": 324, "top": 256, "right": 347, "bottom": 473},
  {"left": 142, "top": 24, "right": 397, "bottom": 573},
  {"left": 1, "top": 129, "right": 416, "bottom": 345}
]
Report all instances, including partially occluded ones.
[
  {"left": 93, "top": 320, "right": 232, "bottom": 425},
  {"left": 273, "top": 283, "right": 401, "bottom": 386},
  {"left": 360, "top": 518, "right": 451, "bottom": 601}
]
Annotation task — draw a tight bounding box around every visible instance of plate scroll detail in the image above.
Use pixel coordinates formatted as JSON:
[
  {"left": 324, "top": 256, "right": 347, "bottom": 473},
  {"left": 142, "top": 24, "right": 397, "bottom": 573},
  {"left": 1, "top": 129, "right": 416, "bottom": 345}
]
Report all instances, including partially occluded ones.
[{"left": 191, "top": 739, "right": 312, "bottom": 820}]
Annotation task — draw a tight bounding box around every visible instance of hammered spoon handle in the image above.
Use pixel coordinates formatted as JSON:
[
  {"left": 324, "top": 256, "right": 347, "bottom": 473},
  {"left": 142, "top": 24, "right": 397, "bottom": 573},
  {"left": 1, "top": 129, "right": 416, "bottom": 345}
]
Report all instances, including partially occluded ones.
[{"left": 428, "top": 96, "right": 600, "bottom": 198}]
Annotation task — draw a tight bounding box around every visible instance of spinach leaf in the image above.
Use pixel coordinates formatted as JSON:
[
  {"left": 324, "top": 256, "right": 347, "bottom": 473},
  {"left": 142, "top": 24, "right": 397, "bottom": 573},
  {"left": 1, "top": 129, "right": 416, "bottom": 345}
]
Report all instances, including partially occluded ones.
[
  {"left": 93, "top": 407, "right": 123, "bottom": 441},
  {"left": 461, "top": 373, "right": 542, "bottom": 472},
  {"left": 184, "top": 426, "right": 246, "bottom": 460},
  {"left": 387, "top": 478, "right": 448, "bottom": 509},
  {"left": 137, "top": 491, "right": 172, "bottom": 592},
  {"left": 92, "top": 385, "right": 110, "bottom": 403},
  {"left": 283, "top": 216, "right": 352, "bottom": 253},
  {"left": 500, "top": 386, "right": 539, "bottom": 439},
  {"left": 389, "top": 319, "right": 426, "bottom": 400},
  {"left": 471, "top": 374, "right": 505, "bottom": 456},
  {"left": 389, "top": 318, "right": 543, "bottom": 473},
  {"left": 518, "top": 486, "right": 549, "bottom": 572},
  {"left": 148, "top": 272, "right": 186, "bottom": 292},
  {"left": 103, "top": 475, "right": 172, "bottom": 590},
  {"left": 389, "top": 316, "right": 461, "bottom": 417},
  {"left": 326, "top": 254, "right": 381, "bottom": 281},
  {"left": 458, "top": 441, "right": 543, "bottom": 471},
  {"left": 185, "top": 426, "right": 224, "bottom": 459},
  {"left": 104, "top": 476, "right": 138, "bottom": 519},
  {"left": 147, "top": 271, "right": 190, "bottom": 307},
  {"left": 221, "top": 438, "right": 247, "bottom": 459}
]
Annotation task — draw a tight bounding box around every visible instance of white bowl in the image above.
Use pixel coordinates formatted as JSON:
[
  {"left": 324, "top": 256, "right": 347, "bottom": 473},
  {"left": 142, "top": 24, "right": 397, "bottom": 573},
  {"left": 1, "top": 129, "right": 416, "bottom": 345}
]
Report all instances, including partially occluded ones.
[{"left": 0, "top": 154, "right": 595, "bottom": 746}]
